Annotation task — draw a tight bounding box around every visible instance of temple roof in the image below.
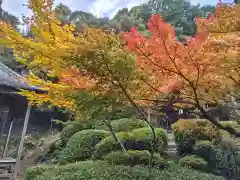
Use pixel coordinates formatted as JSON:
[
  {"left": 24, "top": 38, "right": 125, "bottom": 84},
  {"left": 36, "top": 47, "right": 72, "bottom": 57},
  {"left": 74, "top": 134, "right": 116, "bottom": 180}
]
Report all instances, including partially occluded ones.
[{"left": 0, "top": 62, "right": 42, "bottom": 92}]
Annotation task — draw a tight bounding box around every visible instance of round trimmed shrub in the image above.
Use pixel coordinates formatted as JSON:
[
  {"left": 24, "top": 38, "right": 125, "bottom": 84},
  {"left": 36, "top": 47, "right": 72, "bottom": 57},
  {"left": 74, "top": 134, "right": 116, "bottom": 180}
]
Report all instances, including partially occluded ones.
[
  {"left": 103, "top": 150, "right": 169, "bottom": 168},
  {"left": 59, "top": 129, "right": 110, "bottom": 164},
  {"left": 99, "top": 118, "right": 148, "bottom": 132},
  {"left": 93, "top": 127, "right": 168, "bottom": 159},
  {"left": 172, "top": 119, "right": 221, "bottom": 155},
  {"left": 60, "top": 120, "right": 95, "bottom": 144},
  {"left": 179, "top": 155, "right": 208, "bottom": 172}
]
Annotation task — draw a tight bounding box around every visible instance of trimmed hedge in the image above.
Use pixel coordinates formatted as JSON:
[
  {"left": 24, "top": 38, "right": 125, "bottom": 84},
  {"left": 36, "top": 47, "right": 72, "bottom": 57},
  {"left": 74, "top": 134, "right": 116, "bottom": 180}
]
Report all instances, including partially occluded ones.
[
  {"left": 93, "top": 127, "right": 168, "bottom": 159},
  {"left": 103, "top": 150, "right": 169, "bottom": 168},
  {"left": 25, "top": 161, "right": 224, "bottom": 180},
  {"left": 179, "top": 155, "right": 208, "bottom": 172},
  {"left": 59, "top": 129, "right": 110, "bottom": 164},
  {"left": 60, "top": 118, "right": 147, "bottom": 145},
  {"left": 194, "top": 140, "right": 240, "bottom": 178},
  {"left": 60, "top": 120, "right": 96, "bottom": 144},
  {"left": 172, "top": 119, "right": 221, "bottom": 155},
  {"left": 220, "top": 121, "right": 240, "bottom": 131},
  {"left": 99, "top": 118, "right": 148, "bottom": 132}
]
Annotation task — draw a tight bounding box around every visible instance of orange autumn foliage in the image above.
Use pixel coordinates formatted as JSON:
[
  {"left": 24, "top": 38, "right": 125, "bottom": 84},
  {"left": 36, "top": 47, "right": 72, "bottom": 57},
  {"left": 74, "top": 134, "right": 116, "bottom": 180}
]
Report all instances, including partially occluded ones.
[{"left": 124, "top": 2, "right": 240, "bottom": 107}]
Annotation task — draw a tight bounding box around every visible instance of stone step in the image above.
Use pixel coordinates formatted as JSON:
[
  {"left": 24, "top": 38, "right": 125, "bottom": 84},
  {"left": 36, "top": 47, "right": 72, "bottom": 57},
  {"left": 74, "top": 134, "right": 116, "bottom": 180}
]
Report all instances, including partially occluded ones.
[
  {"left": 167, "top": 133, "right": 176, "bottom": 153},
  {"left": 168, "top": 142, "right": 176, "bottom": 146},
  {"left": 167, "top": 148, "right": 177, "bottom": 152},
  {"left": 168, "top": 149, "right": 177, "bottom": 152}
]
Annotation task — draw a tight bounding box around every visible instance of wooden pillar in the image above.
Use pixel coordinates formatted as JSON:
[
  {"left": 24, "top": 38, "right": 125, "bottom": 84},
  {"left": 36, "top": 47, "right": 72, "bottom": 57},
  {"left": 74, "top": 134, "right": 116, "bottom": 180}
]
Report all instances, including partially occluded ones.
[
  {"left": 13, "top": 104, "right": 31, "bottom": 178},
  {"left": 0, "top": 107, "right": 9, "bottom": 140},
  {"left": 2, "top": 119, "right": 13, "bottom": 157}
]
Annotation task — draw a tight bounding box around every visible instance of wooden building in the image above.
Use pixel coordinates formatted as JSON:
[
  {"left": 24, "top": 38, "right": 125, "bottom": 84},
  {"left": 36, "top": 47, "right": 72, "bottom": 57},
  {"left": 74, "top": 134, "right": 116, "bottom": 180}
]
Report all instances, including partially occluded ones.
[
  {"left": 0, "top": 62, "right": 43, "bottom": 178},
  {"left": 0, "top": 62, "right": 44, "bottom": 139}
]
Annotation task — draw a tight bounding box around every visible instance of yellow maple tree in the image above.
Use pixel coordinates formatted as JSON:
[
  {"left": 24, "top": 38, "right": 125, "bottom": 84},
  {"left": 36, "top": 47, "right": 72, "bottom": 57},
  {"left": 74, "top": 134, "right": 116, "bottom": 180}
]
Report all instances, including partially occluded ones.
[
  {"left": 0, "top": 0, "right": 97, "bottom": 109},
  {"left": 0, "top": 1, "right": 159, "bottom": 166},
  {"left": 0, "top": 0, "right": 151, "bottom": 112}
]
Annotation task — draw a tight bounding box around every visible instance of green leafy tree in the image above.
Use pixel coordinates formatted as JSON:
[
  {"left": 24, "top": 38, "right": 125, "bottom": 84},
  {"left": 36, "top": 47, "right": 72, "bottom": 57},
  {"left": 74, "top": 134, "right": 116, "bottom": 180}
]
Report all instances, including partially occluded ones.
[{"left": 114, "top": 0, "right": 215, "bottom": 39}]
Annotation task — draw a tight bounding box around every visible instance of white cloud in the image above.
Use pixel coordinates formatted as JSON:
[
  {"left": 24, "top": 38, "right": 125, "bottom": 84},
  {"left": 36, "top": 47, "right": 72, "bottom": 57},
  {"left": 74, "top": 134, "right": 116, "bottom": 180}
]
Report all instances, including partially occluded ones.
[
  {"left": 90, "top": 0, "right": 120, "bottom": 17},
  {"left": 89, "top": 0, "right": 148, "bottom": 18}
]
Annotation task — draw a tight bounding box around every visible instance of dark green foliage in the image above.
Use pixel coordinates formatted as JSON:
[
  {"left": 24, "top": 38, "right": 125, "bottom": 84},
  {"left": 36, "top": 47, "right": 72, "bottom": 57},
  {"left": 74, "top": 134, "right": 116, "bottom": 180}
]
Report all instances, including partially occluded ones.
[
  {"left": 179, "top": 155, "right": 208, "bottom": 172},
  {"left": 25, "top": 161, "right": 224, "bottom": 180},
  {"left": 60, "top": 120, "right": 97, "bottom": 144},
  {"left": 103, "top": 150, "right": 169, "bottom": 168},
  {"left": 99, "top": 118, "right": 148, "bottom": 132},
  {"left": 59, "top": 129, "right": 110, "bottom": 164},
  {"left": 207, "top": 144, "right": 240, "bottom": 178},
  {"left": 172, "top": 119, "right": 221, "bottom": 155},
  {"left": 194, "top": 139, "right": 240, "bottom": 179},
  {"left": 173, "top": 119, "right": 240, "bottom": 179},
  {"left": 194, "top": 141, "right": 213, "bottom": 160},
  {"left": 93, "top": 128, "right": 168, "bottom": 159}
]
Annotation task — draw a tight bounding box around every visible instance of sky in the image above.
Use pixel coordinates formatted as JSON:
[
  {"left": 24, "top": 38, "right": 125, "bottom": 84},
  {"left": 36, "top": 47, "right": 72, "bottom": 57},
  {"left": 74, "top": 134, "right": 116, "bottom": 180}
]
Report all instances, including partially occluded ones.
[{"left": 2, "top": 0, "right": 221, "bottom": 19}]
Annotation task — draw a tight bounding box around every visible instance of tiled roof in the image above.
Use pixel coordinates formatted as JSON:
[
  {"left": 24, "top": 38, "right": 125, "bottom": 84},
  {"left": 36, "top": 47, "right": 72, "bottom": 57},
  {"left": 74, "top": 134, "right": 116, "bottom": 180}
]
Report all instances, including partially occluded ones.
[{"left": 0, "top": 62, "right": 41, "bottom": 92}]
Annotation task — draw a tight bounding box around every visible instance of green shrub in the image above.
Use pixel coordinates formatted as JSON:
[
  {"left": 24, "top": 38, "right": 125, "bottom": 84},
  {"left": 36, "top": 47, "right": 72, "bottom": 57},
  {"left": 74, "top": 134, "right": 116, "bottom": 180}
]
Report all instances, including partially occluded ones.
[
  {"left": 93, "top": 127, "right": 168, "bottom": 159},
  {"left": 194, "top": 141, "right": 213, "bottom": 160},
  {"left": 172, "top": 119, "right": 221, "bottom": 155},
  {"left": 179, "top": 155, "right": 208, "bottom": 172},
  {"left": 195, "top": 139, "right": 240, "bottom": 178},
  {"left": 217, "top": 136, "right": 239, "bottom": 152},
  {"left": 235, "top": 152, "right": 240, "bottom": 166},
  {"left": 99, "top": 118, "right": 148, "bottom": 132},
  {"left": 53, "top": 139, "right": 65, "bottom": 151},
  {"left": 25, "top": 161, "right": 225, "bottom": 180},
  {"left": 221, "top": 121, "right": 240, "bottom": 131},
  {"left": 25, "top": 165, "right": 53, "bottom": 180},
  {"left": 59, "top": 129, "right": 110, "bottom": 164},
  {"left": 103, "top": 150, "right": 169, "bottom": 168},
  {"left": 60, "top": 120, "right": 95, "bottom": 144},
  {"left": 208, "top": 146, "right": 240, "bottom": 178},
  {"left": 220, "top": 121, "right": 240, "bottom": 138}
]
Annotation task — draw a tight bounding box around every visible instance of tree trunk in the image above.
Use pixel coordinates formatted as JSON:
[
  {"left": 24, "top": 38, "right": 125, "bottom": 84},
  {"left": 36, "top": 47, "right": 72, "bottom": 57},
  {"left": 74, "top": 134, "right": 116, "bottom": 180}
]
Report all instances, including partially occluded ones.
[{"left": 104, "top": 119, "right": 126, "bottom": 152}]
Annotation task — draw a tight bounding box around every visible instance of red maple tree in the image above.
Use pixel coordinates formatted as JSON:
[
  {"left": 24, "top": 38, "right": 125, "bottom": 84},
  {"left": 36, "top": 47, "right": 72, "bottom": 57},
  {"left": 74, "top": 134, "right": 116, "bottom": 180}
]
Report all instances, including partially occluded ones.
[{"left": 124, "top": 2, "right": 240, "bottom": 137}]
